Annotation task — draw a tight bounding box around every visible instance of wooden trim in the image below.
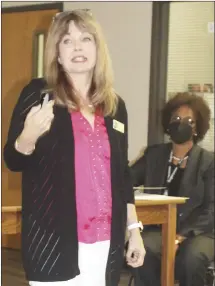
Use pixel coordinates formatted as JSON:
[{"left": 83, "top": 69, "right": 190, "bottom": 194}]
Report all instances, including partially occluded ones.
[
  {"left": 147, "top": 2, "right": 170, "bottom": 145},
  {"left": 32, "top": 30, "right": 47, "bottom": 79},
  {"left": 2, "top": 2, "right": 63, "bottom": 14},
  {"left": 2, "top": 206, "right": 22, "bottom": 212}
]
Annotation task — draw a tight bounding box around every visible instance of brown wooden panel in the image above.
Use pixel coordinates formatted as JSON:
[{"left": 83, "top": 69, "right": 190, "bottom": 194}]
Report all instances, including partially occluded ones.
[
  {"left": 2, "top": 8, "right": 59, "bottom": 249},
  {"left": 136, "top": 204, "right": 168, "bottom": 225},
  {"left": 2, "top": 212, "right": 21, "bottom": 235}
]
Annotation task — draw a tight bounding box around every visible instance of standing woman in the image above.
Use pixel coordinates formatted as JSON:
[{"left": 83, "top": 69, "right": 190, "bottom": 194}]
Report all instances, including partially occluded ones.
[{"left": 4, "top": 9, "right": 145, "bottom": 286}]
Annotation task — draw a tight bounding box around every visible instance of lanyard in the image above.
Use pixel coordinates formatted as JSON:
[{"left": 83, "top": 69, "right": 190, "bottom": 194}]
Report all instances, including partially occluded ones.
[
  {"left": 166, "top": 151, "right": 188, "bottom": 184},
  {"left": 163, "top": 151, "right": 188, "bottom": 196}
]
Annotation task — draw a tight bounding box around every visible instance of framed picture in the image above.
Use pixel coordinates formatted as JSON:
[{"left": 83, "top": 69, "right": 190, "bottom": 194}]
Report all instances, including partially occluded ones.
[
  {"left": 203, "top": 84, "right": 213, "bottom": 93},
  {"left": 188, "top": 84, "right": 201, "bottom": 92}
]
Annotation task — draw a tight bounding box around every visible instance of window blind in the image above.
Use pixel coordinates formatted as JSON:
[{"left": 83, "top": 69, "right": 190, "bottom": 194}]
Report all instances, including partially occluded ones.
[{"left": 167, "top": 2, "right": 214, "bottom": 152}]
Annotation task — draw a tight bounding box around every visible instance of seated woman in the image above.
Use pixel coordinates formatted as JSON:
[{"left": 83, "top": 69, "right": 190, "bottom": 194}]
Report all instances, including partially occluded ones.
[{"left": 130, "top": 92, "right": 214, "bottom": 286}]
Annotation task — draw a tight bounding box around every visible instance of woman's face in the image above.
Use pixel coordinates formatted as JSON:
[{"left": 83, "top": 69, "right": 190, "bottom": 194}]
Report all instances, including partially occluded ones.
[
  {"left": 170, "top": 105, "right": 196, "bottom": 132},
  {"left": 58, "top": 21, "right": 97, "bottom": 76},
  {"left": 169, "top": 105, "right": 197, "bottom": 144}
]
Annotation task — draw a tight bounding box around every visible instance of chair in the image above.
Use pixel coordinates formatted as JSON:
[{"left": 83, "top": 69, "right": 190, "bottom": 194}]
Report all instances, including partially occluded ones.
[
  {"left": 127, "top": 269, "right": 141, "bottom": 286},
  {"left": 205, "top": 261, "right": 215, "bottom": 286},
  {"left": 127, "top": 261, "right": 215, "bottom": 286}
]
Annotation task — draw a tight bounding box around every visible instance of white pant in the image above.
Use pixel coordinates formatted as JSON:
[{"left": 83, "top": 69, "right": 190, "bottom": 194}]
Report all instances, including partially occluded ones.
[{"left": 29, "top": 240, "right": 110, "bottom": 286}]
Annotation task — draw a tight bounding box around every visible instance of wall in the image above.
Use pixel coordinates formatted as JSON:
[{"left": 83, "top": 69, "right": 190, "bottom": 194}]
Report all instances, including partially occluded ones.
[
  {"left": 2, "top": 1, "right": 153, "bottom": 160},
  {"left": 167, "top": 2, "right": 214, "bottom": 93},
  {"left": 1, "top": 1, "right": 52, "bottom": 7}
]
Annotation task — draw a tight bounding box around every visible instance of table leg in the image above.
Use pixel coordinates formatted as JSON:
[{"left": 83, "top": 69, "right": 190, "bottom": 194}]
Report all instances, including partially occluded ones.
[{"left": 161, "top": 204, "right": 177, "bottom": 286}]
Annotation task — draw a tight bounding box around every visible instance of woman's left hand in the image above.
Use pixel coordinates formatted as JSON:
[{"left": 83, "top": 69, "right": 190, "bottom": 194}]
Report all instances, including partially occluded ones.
[
  {"left": 126, "top": 229, "right": 146, "bottom": 268},
  {"left": 175, "top": 234, "right": 186, "bottom": 252}
]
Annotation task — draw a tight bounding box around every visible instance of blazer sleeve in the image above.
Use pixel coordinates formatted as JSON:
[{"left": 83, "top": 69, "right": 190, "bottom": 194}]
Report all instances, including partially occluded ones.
[
  {"left": 3, "top": 79, "right": 42, "bottom": 172},
  {"left": 130, "top": 148, "right": 148, "bottom": 187},
  {"left": 120, "top": 99, "right": 134, "bottom": 204},
  {"left": 179, "top": 159, "right": 214, "bottom": 237}
]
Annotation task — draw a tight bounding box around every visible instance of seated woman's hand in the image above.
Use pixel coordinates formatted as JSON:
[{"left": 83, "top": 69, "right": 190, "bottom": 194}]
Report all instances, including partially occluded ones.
[{"left": 175, "top": 234, "right": 187, "bottom": 252}]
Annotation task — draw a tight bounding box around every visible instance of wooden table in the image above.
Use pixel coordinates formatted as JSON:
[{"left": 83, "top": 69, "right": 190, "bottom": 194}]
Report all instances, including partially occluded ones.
[
  {"left": 2, "top": 206, "right": 22, "bottom": 235},
  {"left": 135, "top": 194, "right": 187, "bottom": 286},
  {"left": 2, "top": 195, "right": 187, "bottom": 286}
]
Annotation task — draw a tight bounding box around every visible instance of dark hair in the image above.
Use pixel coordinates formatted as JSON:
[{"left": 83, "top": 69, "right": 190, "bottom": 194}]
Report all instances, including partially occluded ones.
[{"left": 162, "top": 92, "right": 211, "bottom": 142}]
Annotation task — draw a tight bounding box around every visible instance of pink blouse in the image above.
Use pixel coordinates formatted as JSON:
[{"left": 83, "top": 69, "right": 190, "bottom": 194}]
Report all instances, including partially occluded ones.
[{"left": 71, "top": 111, "right": 112, "bottom": 243}]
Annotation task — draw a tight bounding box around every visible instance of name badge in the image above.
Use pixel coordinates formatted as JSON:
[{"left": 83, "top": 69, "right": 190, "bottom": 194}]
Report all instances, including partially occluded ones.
[{"left": 113, "top": 119, "right": 124, "bottom": 133}]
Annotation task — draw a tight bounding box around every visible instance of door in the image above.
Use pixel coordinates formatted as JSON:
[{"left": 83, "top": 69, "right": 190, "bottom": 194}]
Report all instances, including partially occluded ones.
[{"left": 2, "top": 7, "right": 61, "bottom": 249}]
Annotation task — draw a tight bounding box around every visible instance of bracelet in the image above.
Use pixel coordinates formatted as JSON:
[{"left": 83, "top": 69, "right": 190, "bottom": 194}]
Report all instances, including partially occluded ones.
[
  {"left": 15, "top": 139, "right": 35, "bottom": 155},
  {"left": 127, "top": 221, "right": 143, "bottom": 231}
]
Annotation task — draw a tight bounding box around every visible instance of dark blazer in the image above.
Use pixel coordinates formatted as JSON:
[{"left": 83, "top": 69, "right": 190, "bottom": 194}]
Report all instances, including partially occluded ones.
[
  {"left": 131, "top": 143, "right": 214, "bottom": 238},
  {"left": 4, "top": 78, "right": 134, "bottom": 285}
]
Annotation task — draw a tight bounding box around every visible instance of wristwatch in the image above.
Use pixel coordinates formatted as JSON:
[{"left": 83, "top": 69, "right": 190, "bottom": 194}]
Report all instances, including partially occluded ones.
[{"left": 127, "top": 221, "right": 143, "bottom": 231}]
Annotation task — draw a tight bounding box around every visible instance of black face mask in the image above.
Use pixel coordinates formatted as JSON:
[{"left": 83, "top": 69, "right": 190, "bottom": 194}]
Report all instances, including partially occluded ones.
[{"left": 168, "top": 121, "right": 193, "bottom": 144}]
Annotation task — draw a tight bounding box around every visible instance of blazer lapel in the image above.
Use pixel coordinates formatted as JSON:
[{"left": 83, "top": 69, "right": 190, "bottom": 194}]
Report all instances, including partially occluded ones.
[
  {"left": 178, "top": 144, "right": 202, "bottom": 197},
  {"left": 54, "top": 105, "right": 75, "bottom": 161},
  {"left": 104, "top": 116, "right": 118, "bottom": 174},
  {"left": 148, "top": 143, "right": 172, "bottom": 188},
  {"left": 159, "top": 143, "right": 172, "bottom": 186},
  {"left": 104, "top": 116, "right": 116, "bottom": 149}
]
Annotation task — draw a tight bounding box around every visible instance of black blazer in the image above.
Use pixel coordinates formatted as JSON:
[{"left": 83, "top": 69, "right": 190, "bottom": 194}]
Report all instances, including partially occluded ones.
[
  {"left": 131, "top": 143, "right": 214, "bottom": 238},
  {"left": 4, "top": 78, "right": 134, "bottom": 285}
]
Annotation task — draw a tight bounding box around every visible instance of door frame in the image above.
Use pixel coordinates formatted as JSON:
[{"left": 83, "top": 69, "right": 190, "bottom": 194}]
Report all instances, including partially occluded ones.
[
  {"left": 147, "top": 1, "right": 170, "bottom": 145},
  {"left": 2, "top": 2, "right": 64, "bottom": 79},
  {"left": 2, "top": 2, "right": 63, "bottom": 14},
  {"left": 2, "top": 3, "right": 63, "bottom": 250}
]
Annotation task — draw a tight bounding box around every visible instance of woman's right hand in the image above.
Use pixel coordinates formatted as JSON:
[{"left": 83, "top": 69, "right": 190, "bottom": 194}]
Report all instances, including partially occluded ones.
[{"left": 15, "top": 96, "right": 55, "bottom": 154}]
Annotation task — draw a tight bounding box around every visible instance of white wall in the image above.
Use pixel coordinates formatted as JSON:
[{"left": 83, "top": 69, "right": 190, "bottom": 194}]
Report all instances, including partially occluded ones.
[
  {"left": 1, "top": 1, "right": 52, "bottom": 7},
  {"left": 2, "top": 1, "right": 153, "bottom": 160}
]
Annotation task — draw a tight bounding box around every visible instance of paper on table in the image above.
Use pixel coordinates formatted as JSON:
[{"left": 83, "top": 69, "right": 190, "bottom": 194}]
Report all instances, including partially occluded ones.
[
  {"left": 133, "top": 186, "right": 166, "bottom": 190},
  {"left": 135, "top": 193, "right": 188, "bottom": 200}
]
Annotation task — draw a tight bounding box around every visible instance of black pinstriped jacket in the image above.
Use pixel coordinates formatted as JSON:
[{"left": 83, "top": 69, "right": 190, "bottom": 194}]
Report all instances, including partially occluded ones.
[
  {"left": 4, "top": 78, "right": 134, "bottom": 285},
  {"left": 131, "top": 143, "right": 214, "bottom": 238}
]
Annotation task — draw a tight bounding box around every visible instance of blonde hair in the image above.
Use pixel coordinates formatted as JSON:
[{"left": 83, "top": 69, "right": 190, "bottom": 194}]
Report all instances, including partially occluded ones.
[{"left": 44, "top": 9, "right": 118, "bottom": 116}]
